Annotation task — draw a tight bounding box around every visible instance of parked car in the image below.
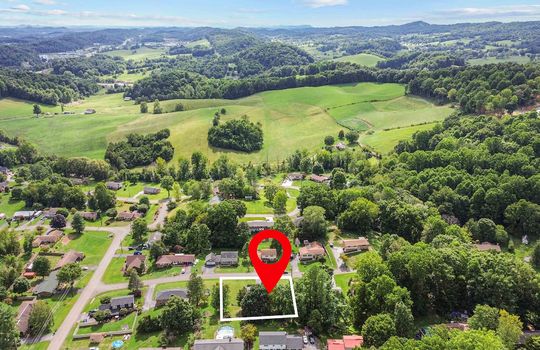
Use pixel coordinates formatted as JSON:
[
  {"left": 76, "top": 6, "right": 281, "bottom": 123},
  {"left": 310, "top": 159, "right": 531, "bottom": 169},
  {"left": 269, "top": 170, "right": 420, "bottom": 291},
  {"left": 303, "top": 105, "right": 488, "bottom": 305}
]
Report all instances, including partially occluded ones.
[
  {"left": 309, "top": 335, "right": 315, "bottom": 344},
  {"left": 134, "top": 251, "right": 143, "bottom": 255},
  {"left": 329, "top": 242, "right": 334, "bottom": 248},
  {"left": 303, "top": 336, "right": 308, "bottom": 344},
  {"left": 181, "top": 268, "right": 186, "bottom": 274}
]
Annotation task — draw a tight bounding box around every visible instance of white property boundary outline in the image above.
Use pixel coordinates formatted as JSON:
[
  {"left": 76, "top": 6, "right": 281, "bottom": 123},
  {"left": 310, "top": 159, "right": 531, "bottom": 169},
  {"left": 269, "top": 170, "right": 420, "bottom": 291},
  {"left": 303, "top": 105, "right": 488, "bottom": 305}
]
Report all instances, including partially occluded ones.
[{"left": 219, "top": 275, "right": 299, "bottom": 322}]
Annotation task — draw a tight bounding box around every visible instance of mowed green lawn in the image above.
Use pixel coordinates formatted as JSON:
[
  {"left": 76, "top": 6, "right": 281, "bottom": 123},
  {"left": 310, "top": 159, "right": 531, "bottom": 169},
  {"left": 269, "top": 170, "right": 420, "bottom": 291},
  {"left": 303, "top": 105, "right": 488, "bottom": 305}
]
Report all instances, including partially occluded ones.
[
  {"left": 0, "top": 82, "right": 451, "bottom": 162},
  {"left": 104, "top": 47, "right": 171, "bottom": 61},
  {"left": 55, "top": 230, "right": 113, "bottom": 266},
  {"left": 334, "top": 53, "right": 385, "bottom": 67}
]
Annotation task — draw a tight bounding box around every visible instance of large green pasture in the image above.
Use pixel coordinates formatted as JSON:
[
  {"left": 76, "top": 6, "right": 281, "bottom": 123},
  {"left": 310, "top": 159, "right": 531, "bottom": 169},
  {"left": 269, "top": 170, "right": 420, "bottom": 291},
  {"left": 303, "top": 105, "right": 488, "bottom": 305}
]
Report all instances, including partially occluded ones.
[
  {"left": 334, "top": 53, "right": 384, "bottom": 67},
  {"left": 0, "top": 82, "right": 451, "bottom": 161},
  {"left": 104, "top": 47, "right": 171, "bottom": 61},
  {"left": 468, "top": 55, "right": 531, "bottom": 65}
]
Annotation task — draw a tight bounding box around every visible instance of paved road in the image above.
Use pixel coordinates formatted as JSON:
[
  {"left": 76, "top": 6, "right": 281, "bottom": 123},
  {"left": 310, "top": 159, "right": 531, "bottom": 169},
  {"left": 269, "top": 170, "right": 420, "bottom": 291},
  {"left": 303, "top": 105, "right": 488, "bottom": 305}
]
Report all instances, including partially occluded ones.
[
  {"left": 143, "top": 284, "right": 156, "bottom": 311},
  {"left": 47, "top": 226, "right": 130, "bottom": 350},
  {"left": 149, "top": 201, "right": 169, "bottom": 230}
]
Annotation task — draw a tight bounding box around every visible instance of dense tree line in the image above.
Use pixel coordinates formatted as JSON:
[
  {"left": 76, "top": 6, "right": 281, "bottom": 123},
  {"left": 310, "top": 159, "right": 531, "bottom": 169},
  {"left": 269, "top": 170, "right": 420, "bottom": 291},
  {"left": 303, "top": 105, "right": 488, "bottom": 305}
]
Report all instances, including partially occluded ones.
[
  {"left": 105, "top": 129, "right": 174, "bottom": 169},
  {"left": 17, "top": 178, "right": 87, "bottom": 210},
  {"left": 0, "top": 69, "right": 98, "bottom": 105},
  {"left": 0, "top": 45, "right": 43, "bottom": 68},
  {"left": 391, "top": 113, "right": 539, "bottom": 230},
  {"left": 127, "top": 63, "right": 411, "bottom": 101},
  {"left": 208, "top": 117, "right": 263, "bottom": 152},
  {"left": 408, "top": 62, "right": 540, "bottom": 113},
  {"left": 377, "top": 51, "right": 465, "bottom": 70},
  {"left": 52, "top": 55, "right": 126, "bottom": 78}
]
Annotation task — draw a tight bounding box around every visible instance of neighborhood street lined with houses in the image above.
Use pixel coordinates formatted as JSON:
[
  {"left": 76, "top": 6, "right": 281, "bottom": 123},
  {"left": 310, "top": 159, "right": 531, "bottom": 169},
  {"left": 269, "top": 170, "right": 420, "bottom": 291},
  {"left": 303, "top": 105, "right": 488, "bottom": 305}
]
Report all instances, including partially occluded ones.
[{"left": 1, "top": 170, "right": 372, "bottom": 350}]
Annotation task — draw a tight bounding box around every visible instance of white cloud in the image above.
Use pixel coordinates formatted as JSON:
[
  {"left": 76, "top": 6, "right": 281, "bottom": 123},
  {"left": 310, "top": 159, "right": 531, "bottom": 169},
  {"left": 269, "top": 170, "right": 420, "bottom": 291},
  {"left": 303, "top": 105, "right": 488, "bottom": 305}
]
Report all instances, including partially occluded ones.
[
  {"left": 302, "top": 0, "right": 348, "bottom": 8},
  {"left": 11, "top": 4, "right": 30, "bottom": 11},
  {"left": 437, "top": 5, "right": 540, "bottom": 18},
  {"left": 46, "top": 8, "right": 64, "bottom": 15},
  {"left": 34, "top": 0, "right": 56, "bottom": 5}
]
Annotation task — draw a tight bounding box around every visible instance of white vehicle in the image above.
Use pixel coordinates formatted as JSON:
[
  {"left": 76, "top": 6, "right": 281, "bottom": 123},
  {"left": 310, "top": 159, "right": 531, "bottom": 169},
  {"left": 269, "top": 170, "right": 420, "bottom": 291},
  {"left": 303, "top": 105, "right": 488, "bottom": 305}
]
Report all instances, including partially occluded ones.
[
  {"left": 181, "top": 268, "right": 186, "bottom": 274},
  {"left": 303, "top": 336, "right": 308, "bottom": 344}
]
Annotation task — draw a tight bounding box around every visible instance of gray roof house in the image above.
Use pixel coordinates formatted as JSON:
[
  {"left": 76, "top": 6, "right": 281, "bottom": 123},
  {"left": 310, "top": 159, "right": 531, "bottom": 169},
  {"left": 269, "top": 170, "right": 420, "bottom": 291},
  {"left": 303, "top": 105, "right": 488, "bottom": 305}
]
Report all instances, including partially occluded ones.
[
  {"left": 99, "top": 295, "right": 135, "bottom": 315},
  {"left": 193, "top": 338, "right": 244, "bottom": 350},
  {"left": 155, "top": 289, "right": 188, "bottom": 307},
  {"left": 0, "top": 166, "right": 9, "bottom": 174},
  {"left": 259, "top": 331, "right": 304, "bottom": 350},
  {"left": 106, "top": 181, "right": 123, "bottom": 190},
  {"left": 34, "top": 270, "right": 59, "bottom": 297},
  {"left": 144, "top": 187, "right": 161, "bottom": 195},
  {"left": 205, "top": 251, "right": 239, "bottom": 267},
  {"left": 246, "top": 220, "right": 273, "bottom": 233}
]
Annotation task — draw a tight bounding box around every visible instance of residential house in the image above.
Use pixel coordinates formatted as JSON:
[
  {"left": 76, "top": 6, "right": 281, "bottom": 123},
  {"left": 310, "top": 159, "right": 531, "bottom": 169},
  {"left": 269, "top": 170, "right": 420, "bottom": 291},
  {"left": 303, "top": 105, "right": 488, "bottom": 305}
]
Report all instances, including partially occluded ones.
[
  {"left": 287, "top": 172, "right": 304, "bottom": 181},
  {"left": 155, "top": 254, "right": 196, "bottom": 268},
  {"left": 193, "top": 339, "right": 244, "bottom": 350},
  {"left": 32, "top": 230, "right": 63, "bottom": 247},
  {"left": 0, "top": 181, "right": 8, "bottom": 192},
  {"left": 259, "top": 248, "right": 277, "bottom": 263},
  {"left": 259, "top": 331, "right": 303, "bottom": 350},
  {"left": 310, "top": 174, "right": 330, "bottom": 184},
  {"left": 299, "top": 241, "right": 325, "bottom": 262},
  {"left": 0, "top": 213, "right": 6, "bottom": 220},
  {"left": 12, "top": 210, "right": 39, "bottom": 221},
  {"left": 155, "top": 289, "right": 188, "bottom": 307},
  {"left": 205, "top": 251, "right": 239, "bottom": 267},
  {"left": 144, "top": 187, "right": 161, "bottom": 195},
  {"left": 247, "top": 220, "right": 273, "bottom": 233},
  {"left": 54, "top": 250, "right": 85, "bottom": 270},
  {"left": 327, "top": 336, "right": 364, "bottom": 350},
  {"left": 69, "top": 177, "right": 88, "bottom": 186},
  {"left": 342, "top": 237, "right": 370, "bottom": 253},
  {"left": 16, "top": 299, "right": 37, "bottom": 336},
  {"left": 84, "top": 108, "right": 96, "bottom": 114},
  {"left": 123, "top": 255, "right": 146, "bottom": 275},
  {"left": 34, "top": 270, "right": 59, "bottom": 297},
  {"left": 106, "top": 181, "right": 123, "bottom": 190},
  {"left": 474, "top": 242, "right": 501, "bottom": 252},
  {"left": 98, "top": 295, "right": 135, "bottom": 316},
  {"left": 43, "top": 208, "right": 60, "bottom": 219},
  {"left": 0, "top": 166, "right": 9, "bottom": 174},
  {"left": 117, "top": 211, "right": 141, "bottom": 221},
  {"left": 80, "top": 211, "right": 98, "bottom": 221}
]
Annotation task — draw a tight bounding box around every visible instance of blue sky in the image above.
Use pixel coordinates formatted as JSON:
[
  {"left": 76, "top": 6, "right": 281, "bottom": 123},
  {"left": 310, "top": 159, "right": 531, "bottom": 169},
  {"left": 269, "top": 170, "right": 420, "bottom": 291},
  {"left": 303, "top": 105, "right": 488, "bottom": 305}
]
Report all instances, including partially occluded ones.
[{"left": 1, "top": 0, "right": 540, "bottom": 27}]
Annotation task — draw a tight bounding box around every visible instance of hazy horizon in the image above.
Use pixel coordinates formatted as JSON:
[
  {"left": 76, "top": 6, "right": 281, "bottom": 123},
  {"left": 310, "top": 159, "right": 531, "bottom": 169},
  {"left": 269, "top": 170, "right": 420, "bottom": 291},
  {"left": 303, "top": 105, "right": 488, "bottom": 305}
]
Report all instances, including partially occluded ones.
[{"left": 1, "top": 0, "right": 540, "bottom": 28}]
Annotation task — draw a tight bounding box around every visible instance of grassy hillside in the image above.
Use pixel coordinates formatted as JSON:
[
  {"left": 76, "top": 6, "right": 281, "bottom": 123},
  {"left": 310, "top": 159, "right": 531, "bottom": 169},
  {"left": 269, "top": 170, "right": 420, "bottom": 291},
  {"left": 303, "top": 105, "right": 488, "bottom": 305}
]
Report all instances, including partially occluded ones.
[
  {"left": 334, "top": 53, "right": 384, "bottom": 67},
  {"left": 468, "top": 55, "right": 531, "bottom": 65},
  {"left": 359, "top": 123, "right": 439, "bottom": 154},
  {"left": 104, "top": 47, "right": 171, "bottom": 61},
  {"left": 0, "top": 82, "right": 452, "bottom": 162}
]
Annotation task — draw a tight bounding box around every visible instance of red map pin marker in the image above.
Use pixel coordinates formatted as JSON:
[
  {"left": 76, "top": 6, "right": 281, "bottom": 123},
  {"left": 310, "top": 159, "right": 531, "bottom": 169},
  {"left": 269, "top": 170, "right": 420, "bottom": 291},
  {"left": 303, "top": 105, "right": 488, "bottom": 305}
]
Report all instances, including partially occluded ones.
[{"left": 248, "top": 229, "right": 292, "bottom": 294}]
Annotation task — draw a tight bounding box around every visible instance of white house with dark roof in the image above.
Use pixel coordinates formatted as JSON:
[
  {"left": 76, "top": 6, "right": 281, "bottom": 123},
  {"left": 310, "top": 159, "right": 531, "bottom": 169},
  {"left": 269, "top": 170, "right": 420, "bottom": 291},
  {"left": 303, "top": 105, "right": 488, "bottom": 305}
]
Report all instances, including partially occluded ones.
[
  {"left": 246, "top": 220, "right": 273, "bottom": 233},
  {"left": 98, "top": 295, "right": 135, "bottom": 315},
  {"left": 205, "top": 251, "right": 239, "bottom": 267},
  {"left": 259, "top": 331, "right": 303, "bottom": 350}
]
